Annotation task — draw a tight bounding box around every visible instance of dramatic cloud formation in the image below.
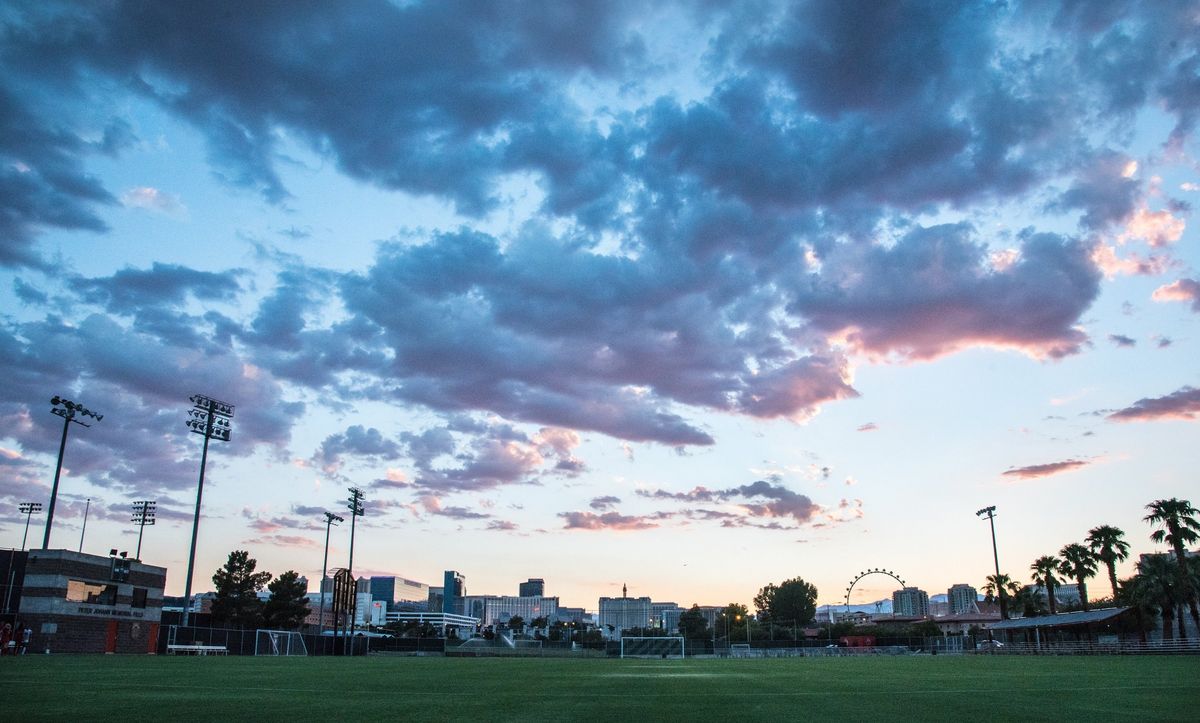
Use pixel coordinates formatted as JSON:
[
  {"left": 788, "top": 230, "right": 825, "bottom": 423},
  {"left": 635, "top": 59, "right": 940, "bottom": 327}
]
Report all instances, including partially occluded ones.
[
  {"left": 0, "top": 0, "right": 1195, "bottom": 590},
  {"left": 1002, "top": 459, "right": 1090, "bottom": 480},
  {"left": 1108, "top": 387, "right": 1200, "bottom": 422}
]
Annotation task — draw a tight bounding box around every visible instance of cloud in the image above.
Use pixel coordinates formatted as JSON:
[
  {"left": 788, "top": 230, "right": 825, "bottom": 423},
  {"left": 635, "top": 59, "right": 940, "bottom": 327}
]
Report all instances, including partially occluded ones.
[
  {"left": 1152, "top": 279, "right": 1200, "bottom": 312},
  {"left": 418, "top": 495, "right": 491, "bottom": 520},
  {"left": 313, "top": 425, "right": 401, "bottom": 477},
  {"left": 1108, "top": 387, "right": 1200, "bottom": 422},
  {"left": 856, "top": 423, "right": 878, "bottom": 433},
  {"left": 589, "top": 495, "right": 621, "bottom": 510},
  {"left": 637, "top": 479, "right": 823, "bottom": 526},
  {"left": 1118, "top": 206, "right": 1186, "bottom": 247},
  {"left": 1107, "top": 334, "right": 1136, "bottom": 348},
  {"left": 558, "top": 510, "right": 661, "bottom": 531},
  {"left": 790, "top": 225, "right": 1101, "bottom": 360},
  {"left": 1001, "top": 459, "right": 1090, "bottom": 480},
  {"left": 120, "top": 186, "right": 187, "bottom": 217}
]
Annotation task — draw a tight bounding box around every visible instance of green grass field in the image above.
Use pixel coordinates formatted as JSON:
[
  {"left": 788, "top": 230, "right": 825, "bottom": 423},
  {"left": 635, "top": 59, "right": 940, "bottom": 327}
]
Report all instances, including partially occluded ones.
[{"left": 3, "top": 654, "right": 1197, "bottom": 721}]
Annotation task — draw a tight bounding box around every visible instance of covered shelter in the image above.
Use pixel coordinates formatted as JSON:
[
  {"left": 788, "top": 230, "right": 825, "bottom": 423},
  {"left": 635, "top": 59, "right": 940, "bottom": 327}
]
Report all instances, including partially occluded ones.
[{"left": 987, "top": 607, "right": 1133, "bottom": 650}]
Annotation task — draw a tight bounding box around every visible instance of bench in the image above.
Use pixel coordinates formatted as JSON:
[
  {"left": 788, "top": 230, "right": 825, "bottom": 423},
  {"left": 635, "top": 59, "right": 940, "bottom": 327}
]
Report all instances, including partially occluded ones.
[{"left": 167, "top": 644, "right": 228, "bottom": 656}]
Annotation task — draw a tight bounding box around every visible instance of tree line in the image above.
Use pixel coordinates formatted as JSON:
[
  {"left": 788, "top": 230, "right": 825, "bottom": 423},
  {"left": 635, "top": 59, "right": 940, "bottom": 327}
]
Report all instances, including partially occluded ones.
[{"left": 983, "top": 497, "right": 1199, "bottom": 639}]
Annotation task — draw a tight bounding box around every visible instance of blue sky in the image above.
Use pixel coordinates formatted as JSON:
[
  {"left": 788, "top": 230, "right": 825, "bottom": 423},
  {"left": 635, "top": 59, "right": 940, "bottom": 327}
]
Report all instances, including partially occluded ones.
[{"left": 1, "top": 1, "right": 1198, "bottom": 611}]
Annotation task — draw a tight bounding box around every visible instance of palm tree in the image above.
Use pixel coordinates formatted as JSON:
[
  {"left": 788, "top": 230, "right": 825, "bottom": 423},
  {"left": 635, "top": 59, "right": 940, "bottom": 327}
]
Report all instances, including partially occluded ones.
[
  {"left": 1086, "top": 525, "right": 1130, "bottom": 602},
  {"left": 1058, "top": 543, "right": 1098, "bottom": 612},
  {"left": 1144, "top": 498, "right": 1200, "bottom": 638},
  {"left": 1030, "top": 555, "right": 1061, "bottom": 615},
  {"left": 1131, "top": 553, "right": 1180, "bottom": 640},
  {"left": 983, "top": 574, "right": 1021, "bottom": 619}
]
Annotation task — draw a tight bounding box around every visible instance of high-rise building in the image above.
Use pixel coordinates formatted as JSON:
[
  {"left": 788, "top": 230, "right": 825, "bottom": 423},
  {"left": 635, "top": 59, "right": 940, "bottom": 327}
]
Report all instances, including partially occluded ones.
[
  {"left": 651, "top": 602, "right": 684, "bottom": 632},
  {"left": 443, "top": 571, "right": 466, "bottom": 615},
  {"left": 892, "top": 587, "right": 930, "bottom": 617},
  {"left": 519, "top": 578, "right": 545, "bottom": 597},
  {"left": 370, "top": 577, "right": 397, "bottom": 607},
  {"left": 463, "top": 595, "right": 559, "bottom": 627},
  {"left": 395, "top": 576, "right": 431, "bottom": 606},
  {"left": 598, "top": 590, "right": 652, "bottom": 635},
  {"left": 947, "top": 584, "right": 979, "bottom": 615}
]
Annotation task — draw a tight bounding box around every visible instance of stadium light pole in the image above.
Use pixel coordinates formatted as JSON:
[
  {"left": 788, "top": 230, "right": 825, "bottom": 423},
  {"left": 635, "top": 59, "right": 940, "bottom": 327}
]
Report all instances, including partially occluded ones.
[
  {"left": 78, "top": 497, "right": 90, "bottom": 552},
  {"left": 976, "top": 505, "right": 1006, "bottom": 619},
  {"left": 131, "top": 500, "right": 156, "bottom": 560},
  {"left": 181, "top": 394, "right": 234, "bottom": 627},
  {"left": 44, "top": 396, "right": 102, "bottom": 549},
  {"left": 318, "top": 511, "right": 344, "bottom": 635},
  {"left": 345, "top": 487, "right": 365, "bottom": 644},
  {"left": 18, "top": 502, "right": 42, "bottom": 551}
]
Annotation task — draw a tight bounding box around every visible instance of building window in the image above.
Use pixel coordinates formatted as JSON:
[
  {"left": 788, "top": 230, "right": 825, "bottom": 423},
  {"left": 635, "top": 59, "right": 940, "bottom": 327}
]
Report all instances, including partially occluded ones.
[
  {"left": 131, "top": 587, "right": 148, "bottom": 609},
  {"left": 65, "top": 580, "right": 117, "bottom": 606}
]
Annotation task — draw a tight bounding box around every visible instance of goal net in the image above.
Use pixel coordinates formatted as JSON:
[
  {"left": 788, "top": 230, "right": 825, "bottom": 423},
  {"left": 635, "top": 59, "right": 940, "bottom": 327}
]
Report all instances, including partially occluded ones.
[
  {"left": 730, "top": 643, "right": 752, "bottom": 658},
  {"left": 620, "top": 636, "right": 685, "bottom": 659},
  {"left": 255, "top": 629, "right": 308, "bottom": 656}
]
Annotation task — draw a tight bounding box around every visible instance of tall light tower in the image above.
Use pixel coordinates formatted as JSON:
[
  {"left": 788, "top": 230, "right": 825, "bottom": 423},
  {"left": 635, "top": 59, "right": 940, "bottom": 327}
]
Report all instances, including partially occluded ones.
[
  {"left": 18, "top": 502, "right": 41, "bottom": 551},
  {"left": 182, "top": 394, "right": 234, "bottom": 627},
  {"left": 346, "top": 487, "right": 365, "bottom": 640},
  {"left": 44, "top": 396, "right": 103, "bottom": 549},
  {"left": 131, "top": 500, "right": 156, "bottom": 560},
  {"left": 976, "top": 505, "right": 1006, "bottom": 619},
  {"left": 318, "top": 511, "right": 344, "bottom": 634}
]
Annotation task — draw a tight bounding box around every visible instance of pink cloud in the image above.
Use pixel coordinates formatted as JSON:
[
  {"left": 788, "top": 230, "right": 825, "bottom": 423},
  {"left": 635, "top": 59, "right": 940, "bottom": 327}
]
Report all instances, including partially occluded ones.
[
  {"left": 1002, "top": 459, "right": 1089, "bottom": 479},
  {"left": 1108, "top": 386, "right": 1200, "bottom": 422},
  {"left": 1152, "top": 279, "right": 1200, "bottom": 312},
  {"left": 558, "top": 511, "right": 661, "bottom": 530}
]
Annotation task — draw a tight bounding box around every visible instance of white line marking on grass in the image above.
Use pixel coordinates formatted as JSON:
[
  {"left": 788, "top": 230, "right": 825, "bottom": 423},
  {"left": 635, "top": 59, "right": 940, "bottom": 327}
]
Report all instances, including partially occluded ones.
[{"left": 3, "top": 679, "right": 1196, "bottom": 698}]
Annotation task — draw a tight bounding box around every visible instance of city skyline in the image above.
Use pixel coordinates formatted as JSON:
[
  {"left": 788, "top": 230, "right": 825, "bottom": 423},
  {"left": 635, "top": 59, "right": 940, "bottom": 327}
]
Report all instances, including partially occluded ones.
[{"left": 1, "top": 2, "right": 1198, "bottom": 612}]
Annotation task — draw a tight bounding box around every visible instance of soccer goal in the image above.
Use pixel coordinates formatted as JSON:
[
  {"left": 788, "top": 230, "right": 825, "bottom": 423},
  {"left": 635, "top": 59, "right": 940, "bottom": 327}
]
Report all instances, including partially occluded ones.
[
  {"left": 254, "top": 629, "right": 308, "bottom": 656},
  {"left": 730, "top": 643, "right": 752, "bottom": 658},
  {"left": 619, "top": 636, "right": 685, "bottom": 659}
]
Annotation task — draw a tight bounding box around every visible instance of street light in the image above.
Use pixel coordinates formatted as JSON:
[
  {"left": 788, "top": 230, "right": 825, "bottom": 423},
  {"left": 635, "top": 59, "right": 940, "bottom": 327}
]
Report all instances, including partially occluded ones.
[
  {"left": 44, "top": 396, "right": 102, "bottom": 549},
  {"left": 131, "top": 501, "right": 156, "bottom": 560},
  {"left": 346, "top": 487, "right": 365, "bottom": 642},
  {"left": 18, "top": 502, "right": 41, "bottom": 550},
  {"left": 318, "top": 511, "right": 344, "bottom": 635},
  {"left": 181, "top": 394, "right": 234, "bottom": 627},
  {"left": 976, "top": 505, "right": 1006, "bottom": 619}
]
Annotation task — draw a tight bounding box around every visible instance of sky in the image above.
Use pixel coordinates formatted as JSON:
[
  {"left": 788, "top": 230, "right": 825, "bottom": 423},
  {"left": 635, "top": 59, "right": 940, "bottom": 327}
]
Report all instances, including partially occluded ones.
[{"left": 1, "top": 1, "right": 1198, "bottom": 613}]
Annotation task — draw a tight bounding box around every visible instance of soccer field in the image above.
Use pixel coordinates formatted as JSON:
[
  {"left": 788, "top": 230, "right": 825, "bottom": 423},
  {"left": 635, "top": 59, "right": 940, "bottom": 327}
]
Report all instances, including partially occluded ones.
[{"left": 3, "top": 655, "right": 1197, "bottom": 721}]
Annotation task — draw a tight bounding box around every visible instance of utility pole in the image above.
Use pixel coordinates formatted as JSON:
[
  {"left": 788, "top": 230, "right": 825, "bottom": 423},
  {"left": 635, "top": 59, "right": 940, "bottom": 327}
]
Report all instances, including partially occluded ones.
[
  {"left": 182, "top": 394, "right": 234, "bottom": 627},
  {"left": 318, "top": 511, "right": 344, "bottom": 635},
  {"left": 44, "top": 396, "right": 102, "bottom": 549},
  {"left": 976, "top": 505, "right": 1006, "bottom": 619},
  {"left": 345, "top": 487, "right": 365, "bottom": 645}
]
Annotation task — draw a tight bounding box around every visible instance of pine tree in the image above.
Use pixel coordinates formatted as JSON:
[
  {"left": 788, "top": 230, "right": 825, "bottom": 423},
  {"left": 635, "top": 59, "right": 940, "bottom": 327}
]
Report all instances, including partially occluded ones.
[
  {"left": 263, "top": 570, "right": 311, "bottom": 630},
  {"left": 211, "top": 550, "right": 271, "bottom": 629}
]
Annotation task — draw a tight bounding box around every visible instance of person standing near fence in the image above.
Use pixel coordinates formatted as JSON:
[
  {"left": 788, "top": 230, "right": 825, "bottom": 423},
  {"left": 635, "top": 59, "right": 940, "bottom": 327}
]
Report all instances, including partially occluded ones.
[
  {"left": 0, "top": 623, "right": 12, "bottom": 655},
  {"left": 19, "top": 625, "right": 31, "bottom": 655}
]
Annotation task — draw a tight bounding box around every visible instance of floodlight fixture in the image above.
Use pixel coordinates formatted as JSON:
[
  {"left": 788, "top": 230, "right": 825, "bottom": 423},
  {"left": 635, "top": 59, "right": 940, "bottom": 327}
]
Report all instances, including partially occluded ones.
[
  {"left": 181, "top": 393, "right": 235, "bottom": 627},
  {"left": 18, "top": 502, "right": 42, "bottom": 550},
  {"left": 43, "top": 395, "right": 103, "bottom": 549},
  {"left": 132, "top": 500, "right": 157, "bottom": 560}
]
